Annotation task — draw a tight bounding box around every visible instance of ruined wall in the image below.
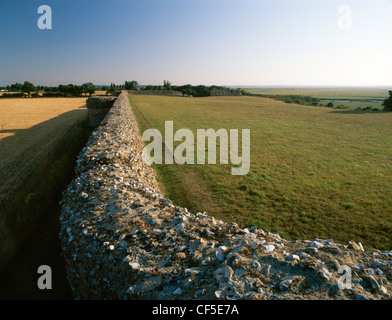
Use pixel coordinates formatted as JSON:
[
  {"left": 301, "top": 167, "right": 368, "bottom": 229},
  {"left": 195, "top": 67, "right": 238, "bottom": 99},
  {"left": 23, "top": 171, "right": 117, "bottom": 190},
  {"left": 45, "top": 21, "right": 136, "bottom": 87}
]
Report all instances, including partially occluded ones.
[
  {"left": 59, "top": 91, "right": 392, "bottom": 300},
  {"left": 210, "top": 89, "right": 242, "bottom": 96},
  {"left": 86, "top": 96, "right": 116, "bottom": 127}
]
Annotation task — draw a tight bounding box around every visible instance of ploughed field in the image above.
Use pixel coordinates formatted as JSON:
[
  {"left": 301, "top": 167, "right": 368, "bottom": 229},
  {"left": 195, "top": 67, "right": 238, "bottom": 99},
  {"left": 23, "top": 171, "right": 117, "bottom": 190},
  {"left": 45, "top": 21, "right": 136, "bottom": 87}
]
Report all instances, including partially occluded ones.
[
  {"left": 129, "top": 95, "right": 392, "bottom": 250},
  {"left": 0, "top": 98, "right": 87, "bottom": 199}
]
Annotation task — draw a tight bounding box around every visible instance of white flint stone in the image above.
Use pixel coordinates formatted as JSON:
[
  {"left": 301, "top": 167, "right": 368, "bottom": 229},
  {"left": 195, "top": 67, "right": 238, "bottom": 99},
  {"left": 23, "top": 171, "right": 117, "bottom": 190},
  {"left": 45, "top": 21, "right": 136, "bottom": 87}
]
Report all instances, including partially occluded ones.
[
  {"left": 309, "top": 241, "right": 324, "bottom": 249},
  {"left": 173, "top": 288, "right": 182, "bottom": 295},
  {"left": 261, "top": 245, "right": 275, "bottom": 253},
  {"left": 129, "top": 262, "right": 140, "bottom": 270}
]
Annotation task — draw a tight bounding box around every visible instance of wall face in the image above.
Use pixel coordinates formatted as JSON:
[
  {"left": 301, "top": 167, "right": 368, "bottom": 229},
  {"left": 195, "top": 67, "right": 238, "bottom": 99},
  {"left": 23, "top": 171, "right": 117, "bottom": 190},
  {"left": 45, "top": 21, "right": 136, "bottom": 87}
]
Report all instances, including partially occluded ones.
[
  {"left": 59, "top": 91, "right": 392, "bottom": 300},
  {"left": 210, "top": 89, "right": 242, "bottom": 96},
  {"left": 86, "top": 96, "right": 116, "bottom": 127}
]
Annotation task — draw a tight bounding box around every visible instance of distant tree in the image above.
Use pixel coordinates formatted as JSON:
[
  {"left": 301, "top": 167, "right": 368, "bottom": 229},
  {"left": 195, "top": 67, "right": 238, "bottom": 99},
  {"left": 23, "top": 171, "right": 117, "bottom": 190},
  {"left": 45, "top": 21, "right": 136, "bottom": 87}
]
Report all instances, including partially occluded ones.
[
  {"left": 382, "top": 91, "right": 392, "bottom": 111},
  {"left": 106, "top": 87, "right": 115, "bottom": 96},
  {"left": 163, "top": 80, "right": 172, "bottom": 90},
  {"left": 22, "top": 81, "right": 37, "bottom": 97},
  {"left": 58, "top": 84, "right": 82, "bottom": 97},
  {"left": 82, "top": 82, "right": 96, "bottom": 97},
  {"left": 10, "top": 83, "right": 23, "bottom": 92},
  {"left": 179, "top": 84, "right": 196, "bottom": 96},
  {"left": 101, "top": 86, "right": 110, "bottom": 95},
  {"left": 124, "top": 81, "right": 139, "bottom": 90},
  {"left": 327, "top": 102, "right": 335, "bottom": 108}
]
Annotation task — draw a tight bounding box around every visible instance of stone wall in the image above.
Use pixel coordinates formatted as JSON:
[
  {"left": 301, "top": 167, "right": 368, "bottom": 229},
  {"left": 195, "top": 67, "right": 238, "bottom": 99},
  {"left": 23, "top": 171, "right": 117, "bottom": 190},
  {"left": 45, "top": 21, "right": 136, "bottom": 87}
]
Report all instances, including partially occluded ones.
[
  {"left": 210, "top": 89, "right": 242, "bottom": 96},
  {"left": 59, "top": 91, "right": 392, "bottom": 300},
  {"left": 86, "top": 96, "right": 116, "bottom": 127}
]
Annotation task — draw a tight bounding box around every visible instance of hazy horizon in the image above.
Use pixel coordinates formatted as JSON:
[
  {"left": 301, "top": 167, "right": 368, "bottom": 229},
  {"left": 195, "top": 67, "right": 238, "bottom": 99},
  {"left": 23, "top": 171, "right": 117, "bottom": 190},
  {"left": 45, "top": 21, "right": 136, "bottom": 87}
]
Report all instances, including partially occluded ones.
[{"left": 1, "top": 0, "right": 392, "bottom": 87}]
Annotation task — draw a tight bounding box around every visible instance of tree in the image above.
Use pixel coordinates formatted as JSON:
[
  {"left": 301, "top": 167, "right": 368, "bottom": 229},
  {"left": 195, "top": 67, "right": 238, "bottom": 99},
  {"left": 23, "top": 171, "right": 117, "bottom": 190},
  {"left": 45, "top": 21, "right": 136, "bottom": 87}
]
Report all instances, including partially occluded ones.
[
  {"left": 10, "top": 83, "right": 23, "bottom": 92},
  {"left": 82, "top": 82, "right": 96, "bottom": 97},
  {"left": 163, "top": 80, "right": 172, "bottom": 90},
  {"left": 22, "top": 81, "right": 37, "bottom": 97},
  {"left": 124, "top": 81, "right": 139, "bottom": 90},
  {"left": 382, "top": 91, "right": 392, "bottom": 111},
  {"left": 106, "top": 87, "right": 115, "bottom": 96}
]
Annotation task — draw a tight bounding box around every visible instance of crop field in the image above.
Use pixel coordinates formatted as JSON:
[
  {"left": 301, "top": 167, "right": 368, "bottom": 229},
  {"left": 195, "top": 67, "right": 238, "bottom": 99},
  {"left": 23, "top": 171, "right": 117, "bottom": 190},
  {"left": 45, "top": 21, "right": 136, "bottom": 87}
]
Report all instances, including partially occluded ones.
[
  {"left": 0, "top": 98, "right": 87, "bottom": 199},
  {"left": 245, "top": 87, "right": 389, "bottom": 110},
  {"left": 130, "top": 94, "right": 392, "bottom": 250}
]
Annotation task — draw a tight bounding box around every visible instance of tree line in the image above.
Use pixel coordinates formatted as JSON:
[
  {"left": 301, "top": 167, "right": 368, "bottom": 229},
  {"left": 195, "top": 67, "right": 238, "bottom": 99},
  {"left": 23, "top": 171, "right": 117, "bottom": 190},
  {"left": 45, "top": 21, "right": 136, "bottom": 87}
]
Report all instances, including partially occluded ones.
[
  {"left": 2, "top": 80, "right": 391, "bottom": 111},
  {"left": 248, "top": 92, "right": 392, "bottom": 111},
  {"left": 383, "top": 91, "right": 392, "bottom": 111},
  {"left": 0, "top": 81, "right": 97, "bottom": 98},
  {"left": 115, "top": 80, "right": 249, "bottom": 97}
]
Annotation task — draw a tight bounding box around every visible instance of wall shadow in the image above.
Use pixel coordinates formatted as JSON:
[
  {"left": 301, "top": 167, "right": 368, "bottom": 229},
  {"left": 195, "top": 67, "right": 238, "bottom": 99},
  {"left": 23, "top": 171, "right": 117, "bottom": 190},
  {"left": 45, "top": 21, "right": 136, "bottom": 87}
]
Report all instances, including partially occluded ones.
[
  {"left": 0, "top": 106, "right": 91, "bottom": 300},
  {"left": 0, "top": 107, "right": 87, "bottom": 198}
]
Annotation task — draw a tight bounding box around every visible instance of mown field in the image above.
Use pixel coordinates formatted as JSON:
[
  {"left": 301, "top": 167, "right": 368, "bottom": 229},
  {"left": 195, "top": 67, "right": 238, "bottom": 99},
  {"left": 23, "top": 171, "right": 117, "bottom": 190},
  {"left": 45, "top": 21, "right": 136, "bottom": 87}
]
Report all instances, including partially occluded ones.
[
  {"left": 129, "top": 95, "right": 392, "bottom": 250},
  {"left": 246, "top": 87, "right": 389, "bottom": 110},
  {"left": 0, "top": 98, "right": 87, "bottom": 198}
]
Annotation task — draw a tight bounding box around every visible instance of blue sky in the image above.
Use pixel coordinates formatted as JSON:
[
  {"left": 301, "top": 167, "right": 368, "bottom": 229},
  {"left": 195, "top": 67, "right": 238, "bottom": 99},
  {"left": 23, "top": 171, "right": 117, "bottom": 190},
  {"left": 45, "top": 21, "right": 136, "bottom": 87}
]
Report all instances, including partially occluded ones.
[{"left": 0, "top": 0, "right": 391, "bottom": 87}]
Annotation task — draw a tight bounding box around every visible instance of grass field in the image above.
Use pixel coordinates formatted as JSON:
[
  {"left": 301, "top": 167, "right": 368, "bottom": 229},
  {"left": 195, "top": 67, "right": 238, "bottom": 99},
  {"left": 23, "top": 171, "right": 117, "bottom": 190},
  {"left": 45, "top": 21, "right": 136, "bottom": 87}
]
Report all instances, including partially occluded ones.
[
  {"left": 129, "top": 94, "right": 392, "bottom": 250},
  {"left": 0, "top": 98, "right": 87, "bottom": 199},
  {"left": 245, "top": 87, "right": 389, "bottom": 110}
]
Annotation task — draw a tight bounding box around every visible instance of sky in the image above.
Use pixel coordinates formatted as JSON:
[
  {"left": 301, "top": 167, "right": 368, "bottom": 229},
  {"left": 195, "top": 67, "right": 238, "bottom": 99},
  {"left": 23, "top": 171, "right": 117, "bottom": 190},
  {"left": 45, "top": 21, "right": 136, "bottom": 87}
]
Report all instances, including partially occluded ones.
[{"left": 0, "top": 0, "right": 392, "bottom": 87}]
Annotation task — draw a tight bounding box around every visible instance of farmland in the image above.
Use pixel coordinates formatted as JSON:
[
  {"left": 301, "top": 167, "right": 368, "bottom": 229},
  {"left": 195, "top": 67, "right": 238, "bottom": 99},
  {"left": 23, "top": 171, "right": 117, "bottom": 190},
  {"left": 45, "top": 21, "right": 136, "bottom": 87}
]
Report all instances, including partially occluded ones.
[
  {"left": 129, "top": 94, "right": 392, "bottom": 250},
  {"left": 0, "top": 98, "right": 87, "bottom": 199},
  {"left": 245, "top": 87, "right": 389, "bottom": 110},
  {"left": 0, "top": 97, "right": 92, "bottom": 282}
]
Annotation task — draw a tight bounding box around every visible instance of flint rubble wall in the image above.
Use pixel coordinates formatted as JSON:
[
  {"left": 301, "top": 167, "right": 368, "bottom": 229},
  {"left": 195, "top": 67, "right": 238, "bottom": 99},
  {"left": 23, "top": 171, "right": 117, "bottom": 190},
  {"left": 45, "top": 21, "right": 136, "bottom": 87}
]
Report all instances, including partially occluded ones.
[{"left": 59, "top": 91, "right": 392, "bottom": 300}]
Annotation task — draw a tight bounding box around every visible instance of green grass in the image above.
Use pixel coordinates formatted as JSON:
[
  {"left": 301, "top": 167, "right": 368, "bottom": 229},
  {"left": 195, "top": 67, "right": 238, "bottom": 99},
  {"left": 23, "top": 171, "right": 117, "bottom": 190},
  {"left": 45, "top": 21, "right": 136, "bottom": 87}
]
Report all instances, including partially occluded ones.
[
  {"left": 245, "top": 87, "right": 389, "bottom": 110},
  {"left": 245, "top": 87, "right": 390, "bottom": 99},
  {"left": 129, "top": 95, "right": 392, "bottom": 250}
]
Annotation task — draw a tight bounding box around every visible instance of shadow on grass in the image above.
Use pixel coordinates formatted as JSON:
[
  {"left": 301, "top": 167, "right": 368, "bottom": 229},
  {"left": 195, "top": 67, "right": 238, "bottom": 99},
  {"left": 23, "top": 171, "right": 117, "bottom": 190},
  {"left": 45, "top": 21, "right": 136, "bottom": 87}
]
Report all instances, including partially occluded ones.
[
  {"left": 0, "top": 108, "right": 87, "bottom": 197},
  {"left": 0, "top": 109, "right": 92, "bottom": 300}
]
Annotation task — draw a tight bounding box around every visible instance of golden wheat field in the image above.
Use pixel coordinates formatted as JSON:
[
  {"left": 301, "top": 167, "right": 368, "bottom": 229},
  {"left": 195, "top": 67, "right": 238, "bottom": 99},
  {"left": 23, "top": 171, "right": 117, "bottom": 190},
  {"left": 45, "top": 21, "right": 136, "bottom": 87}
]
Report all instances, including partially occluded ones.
[{"left": 0, "top": 98, "right": 87, "bottom": 199}]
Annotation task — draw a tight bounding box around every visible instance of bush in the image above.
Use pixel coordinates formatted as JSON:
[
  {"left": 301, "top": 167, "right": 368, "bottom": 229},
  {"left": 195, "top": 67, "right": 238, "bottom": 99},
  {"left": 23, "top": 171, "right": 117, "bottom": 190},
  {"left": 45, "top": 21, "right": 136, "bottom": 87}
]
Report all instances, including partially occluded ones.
[
  {"left": 382, "top": 91, "right": 392, "bottom": 111},
  {"left": 333, "top": 105, "right": 349, "bottom": 110},
  {"left": 42, "top": 92, "right": 66, "bottom": 97},
  {"left": 1, "top": 93, "right": 24, "bottom": 98}
]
